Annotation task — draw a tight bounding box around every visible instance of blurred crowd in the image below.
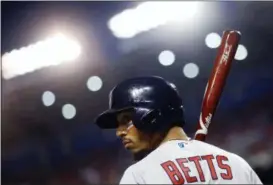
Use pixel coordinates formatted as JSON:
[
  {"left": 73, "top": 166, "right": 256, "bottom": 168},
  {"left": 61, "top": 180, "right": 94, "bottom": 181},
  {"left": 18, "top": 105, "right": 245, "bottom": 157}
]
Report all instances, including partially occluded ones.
[
  {"left": 44, "top": 123, "right": 273, "bottom": 185},
  {"left": 14, "top": 97, "right": 271, "bottom": 185}
]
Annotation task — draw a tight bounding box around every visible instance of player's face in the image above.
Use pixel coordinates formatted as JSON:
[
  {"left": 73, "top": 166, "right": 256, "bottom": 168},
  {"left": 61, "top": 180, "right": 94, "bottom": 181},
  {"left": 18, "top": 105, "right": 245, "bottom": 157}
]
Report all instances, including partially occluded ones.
[{"left": 116, "top": 111, "right": 151, "bottom": 154}]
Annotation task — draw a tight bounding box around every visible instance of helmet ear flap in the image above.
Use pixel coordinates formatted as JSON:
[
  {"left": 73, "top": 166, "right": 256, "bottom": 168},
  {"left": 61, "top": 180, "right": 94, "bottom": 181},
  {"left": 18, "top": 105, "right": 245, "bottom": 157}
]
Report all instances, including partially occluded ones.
[
  {"left": 138, "top": 106, "right": 185, "bottom": 132},
  {"left": 139, "top": 109, "right": 163, "bottom": 132},
  {"left": 129, "top": 108, "right": 154, "bottom": 131}
]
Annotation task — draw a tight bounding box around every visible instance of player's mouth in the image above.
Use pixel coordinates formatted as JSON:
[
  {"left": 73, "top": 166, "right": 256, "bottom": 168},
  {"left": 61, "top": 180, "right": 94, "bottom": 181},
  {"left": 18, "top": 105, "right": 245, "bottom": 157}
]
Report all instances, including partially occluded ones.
[{"left": 122, "top": 139, "right": 132, "bottom": 148}]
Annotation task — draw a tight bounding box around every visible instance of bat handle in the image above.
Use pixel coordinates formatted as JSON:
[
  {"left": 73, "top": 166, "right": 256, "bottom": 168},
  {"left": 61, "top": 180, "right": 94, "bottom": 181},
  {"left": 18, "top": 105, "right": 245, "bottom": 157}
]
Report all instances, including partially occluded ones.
[
  {"left": 194, "top": 108, "right": 213, "bottom": 141},
  {"left": 194, "top": 114, "right": 210, "bottom": 141},
  {"left": 194, "top": 133, "right": 207, "bottom": 141}
]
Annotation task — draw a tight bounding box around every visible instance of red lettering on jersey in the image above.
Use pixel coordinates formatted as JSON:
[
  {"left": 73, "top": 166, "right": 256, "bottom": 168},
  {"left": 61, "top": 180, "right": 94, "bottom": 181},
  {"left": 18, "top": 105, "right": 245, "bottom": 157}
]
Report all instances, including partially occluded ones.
[
  {"left": 176, "top": 158, "right": 198, "bottom": 183},
  {"left": 201, "top": 155, "right": 218, "bottom": 180},
  {"left": 161, "top": 160, "right": 185, "bottom": 185},
  {"left": 216, "top": 155, "right": 233, "bottom": 180},
  {"left": 188, "top": 156, "right": 205, "bottom": 182}
]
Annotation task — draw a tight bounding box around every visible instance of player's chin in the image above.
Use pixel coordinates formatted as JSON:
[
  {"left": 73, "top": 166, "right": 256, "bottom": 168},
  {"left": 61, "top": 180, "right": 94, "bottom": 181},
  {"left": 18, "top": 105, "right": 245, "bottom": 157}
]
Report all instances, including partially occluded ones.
[
  {"left": 123, "top": 143, "right": 143, "bottom": 154},
  {"left": 125, "top": 146, "right": 138, "bottom": 153},
  {"left": 124, "top": 145, "right": 139, "bottom": 153}
]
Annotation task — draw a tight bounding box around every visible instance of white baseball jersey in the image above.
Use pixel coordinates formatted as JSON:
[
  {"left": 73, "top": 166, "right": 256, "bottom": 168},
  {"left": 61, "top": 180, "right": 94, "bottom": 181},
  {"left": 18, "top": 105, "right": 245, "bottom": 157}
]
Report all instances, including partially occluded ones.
[{"left": 120, "top": 139, "right": 262, "bottom": 184}]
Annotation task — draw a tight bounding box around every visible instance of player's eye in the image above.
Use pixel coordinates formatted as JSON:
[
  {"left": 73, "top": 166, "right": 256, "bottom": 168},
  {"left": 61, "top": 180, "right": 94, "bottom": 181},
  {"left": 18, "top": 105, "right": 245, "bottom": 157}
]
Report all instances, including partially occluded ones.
[
  {"left": 117, "top": 111, "right": 133, "bottom": 126},
  {"left": 121, "top": 115, "right": 132, "bottom": 125}
]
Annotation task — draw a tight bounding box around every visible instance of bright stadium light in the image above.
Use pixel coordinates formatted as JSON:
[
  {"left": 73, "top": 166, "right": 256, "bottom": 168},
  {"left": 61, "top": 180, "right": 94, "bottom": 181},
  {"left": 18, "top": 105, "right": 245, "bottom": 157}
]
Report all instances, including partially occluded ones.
[
  {"left": 86, "top": 76, "right": 103, "bottom": 92},
  {"left": 62, "top": 103, "right": 76, "bottom": 120},
  {"left": 108, "top": 9, "right": 138, "bottom": 38},
  {"left": 235, "top": 44, "right": 248, "bottom": 61},
  {"left": 2, "top": 33, "right": 81, "bottom": 80},
  {"left": 108, "top": 2, "right": 200, "bottom": 39},
  {"left": 158, "top": 50, "right": 176, "bottom": 66},
  {"left": 183, "top": 63, "right": 199, "bottom": 79},
  {"left": 42, "top": 91, "right": 56, "bottom": 107},
  {"left": 205, "top": 32, "right": 221, "bottom": 49}
]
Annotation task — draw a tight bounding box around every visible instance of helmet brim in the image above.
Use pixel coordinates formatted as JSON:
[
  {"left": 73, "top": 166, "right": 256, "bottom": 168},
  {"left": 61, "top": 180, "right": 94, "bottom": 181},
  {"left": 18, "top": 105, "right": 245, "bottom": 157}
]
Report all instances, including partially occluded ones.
[{"left": 94, "top": 107, "right": 133, "bottom": 129}]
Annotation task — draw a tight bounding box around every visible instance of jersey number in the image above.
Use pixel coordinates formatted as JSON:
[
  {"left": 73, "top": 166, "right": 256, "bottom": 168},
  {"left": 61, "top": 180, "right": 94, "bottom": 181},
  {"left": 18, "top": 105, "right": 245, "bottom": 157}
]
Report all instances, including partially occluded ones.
[{"left": 160, "top": 155, "right": 233, "bottom": 184}]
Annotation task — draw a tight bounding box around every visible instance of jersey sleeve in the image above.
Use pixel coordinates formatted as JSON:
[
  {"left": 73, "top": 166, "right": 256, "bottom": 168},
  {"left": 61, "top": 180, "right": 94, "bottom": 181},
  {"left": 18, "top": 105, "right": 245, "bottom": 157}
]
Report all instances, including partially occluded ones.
[
  {"left": 230, "top": 153, "right": 263, "bottom": 184},
  {"left": 119, "top": 166, "right": 138, "bottom": 184},
  {"left": 250, "top": 168, "right": 263, "bottom": 184}
]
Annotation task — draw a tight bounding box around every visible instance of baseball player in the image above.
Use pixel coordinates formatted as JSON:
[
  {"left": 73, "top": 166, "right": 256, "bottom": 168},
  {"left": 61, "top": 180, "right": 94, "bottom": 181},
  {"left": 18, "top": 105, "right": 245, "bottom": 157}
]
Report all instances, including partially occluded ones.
[{"left": 95, "top": 76, "right": 262, "bottom": 184}]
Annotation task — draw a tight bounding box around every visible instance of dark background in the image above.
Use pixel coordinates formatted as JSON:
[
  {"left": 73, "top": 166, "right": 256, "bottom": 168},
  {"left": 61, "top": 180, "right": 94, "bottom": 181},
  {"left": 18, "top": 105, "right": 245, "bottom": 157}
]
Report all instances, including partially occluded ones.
[{"left": 2, "top": 1, "right": 273, "bottom": 185}]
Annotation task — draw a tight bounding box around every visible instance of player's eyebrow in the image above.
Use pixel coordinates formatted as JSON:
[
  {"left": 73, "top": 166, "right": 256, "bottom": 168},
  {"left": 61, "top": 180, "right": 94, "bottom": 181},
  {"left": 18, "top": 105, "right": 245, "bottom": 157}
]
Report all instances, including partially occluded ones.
[
  {"left": 123, "top": 113, "right": 134, "bottom": 123},
  {"left": 117, "top": 111, "right": 133, "bottom": 125}
]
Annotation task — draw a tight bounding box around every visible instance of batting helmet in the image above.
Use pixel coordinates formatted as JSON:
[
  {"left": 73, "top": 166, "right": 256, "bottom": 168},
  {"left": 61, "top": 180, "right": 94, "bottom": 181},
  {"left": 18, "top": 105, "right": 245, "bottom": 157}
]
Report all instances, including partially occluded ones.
[{"left": 95, "top": 76, "right": 185, "bottom": 132}]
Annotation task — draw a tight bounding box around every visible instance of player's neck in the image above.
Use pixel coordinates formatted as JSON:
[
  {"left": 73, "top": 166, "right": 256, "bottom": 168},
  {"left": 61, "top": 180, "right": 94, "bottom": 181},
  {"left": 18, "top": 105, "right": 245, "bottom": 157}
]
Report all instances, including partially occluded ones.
[
  {"left": 160, "top": 126, "right": 189, "bottom": 145},
  {"left": 134, "top": 126, "right": 188, "bottom": 161}
]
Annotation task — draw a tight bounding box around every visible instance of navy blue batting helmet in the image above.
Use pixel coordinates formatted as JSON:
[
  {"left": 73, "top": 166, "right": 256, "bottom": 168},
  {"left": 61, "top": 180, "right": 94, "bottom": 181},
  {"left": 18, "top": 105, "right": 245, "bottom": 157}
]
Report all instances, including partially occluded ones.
[{"left": 95, "top": 76, "right": 185, "bottom": 132}]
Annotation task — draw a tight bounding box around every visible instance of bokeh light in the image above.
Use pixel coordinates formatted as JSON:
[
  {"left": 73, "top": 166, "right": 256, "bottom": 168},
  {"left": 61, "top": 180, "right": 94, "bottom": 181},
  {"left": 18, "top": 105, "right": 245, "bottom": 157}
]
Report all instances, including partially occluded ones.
[
  {"left": 87, "top": 76, "right": 103, "bottom": 92},
  {"left": 42, "top": 91, "right": 56, "bottom": 107},
  {"left": 62, "top": 104, "right": 76, "bottom": 119},
  {"left": 235, "top": 44, "right": 248, "bottom": 61},
  {"left": 158, "top": 50, "right": 176, "bottom": 66},
  {"left": 205, "top": 32, "right": 221, "bottom": 49},
  {"left": 183, "top": 63, "right": 199, "bottom": 78}
]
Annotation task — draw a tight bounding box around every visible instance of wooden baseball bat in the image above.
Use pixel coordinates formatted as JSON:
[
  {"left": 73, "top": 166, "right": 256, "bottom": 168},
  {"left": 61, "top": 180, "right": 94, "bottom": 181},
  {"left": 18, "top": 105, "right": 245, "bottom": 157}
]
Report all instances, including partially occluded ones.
[{"left": 194, "top": 30, "right": 241, "bottom": 141}]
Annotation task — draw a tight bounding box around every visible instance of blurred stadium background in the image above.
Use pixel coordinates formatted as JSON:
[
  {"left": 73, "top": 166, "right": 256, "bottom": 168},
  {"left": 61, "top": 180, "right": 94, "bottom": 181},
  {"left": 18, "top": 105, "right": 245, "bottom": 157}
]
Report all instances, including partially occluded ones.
[{"left": 1, "top": 1, "right": 273, "bottom": 185}]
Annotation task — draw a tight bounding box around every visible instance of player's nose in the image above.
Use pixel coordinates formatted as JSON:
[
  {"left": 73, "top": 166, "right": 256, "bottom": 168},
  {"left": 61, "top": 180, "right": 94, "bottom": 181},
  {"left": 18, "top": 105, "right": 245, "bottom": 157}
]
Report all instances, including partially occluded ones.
[{"left": 116, "top": 126, "right": 127, "bottom": 138}]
